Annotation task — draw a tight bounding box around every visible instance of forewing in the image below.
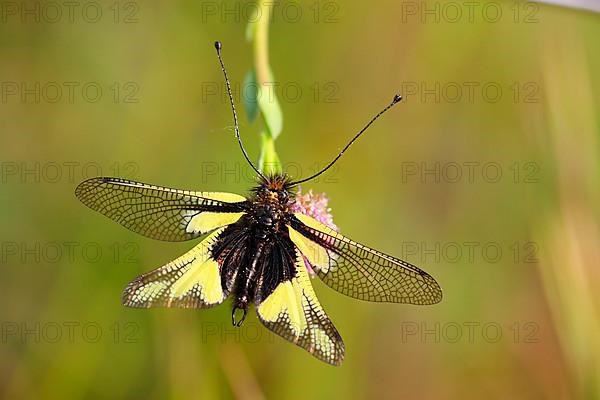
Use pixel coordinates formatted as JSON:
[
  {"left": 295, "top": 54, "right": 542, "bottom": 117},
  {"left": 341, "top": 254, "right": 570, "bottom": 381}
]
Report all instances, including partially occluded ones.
[
  {"left": 122, "top": 227, "right": 238, "bottom": 308},
  {"left": 289, "top": 213, "right": 442, "bottom": 305},
  {"left": 255, "top": 237, "right": 345, "bottom": 366},
  {"left": 75, "top": 177, "right": 247, "bottom": 241}
]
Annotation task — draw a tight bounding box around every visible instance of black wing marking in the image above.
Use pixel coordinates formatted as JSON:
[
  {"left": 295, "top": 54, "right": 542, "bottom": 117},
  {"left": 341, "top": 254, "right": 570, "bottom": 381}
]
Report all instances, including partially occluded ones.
[
  {"left": 75, "top": 177, "right": 248, "bottom": 242},
  {"left": 211, "top": 221, "right": 253, "bottom": 295},
  {"left": 254, "top": 235, "right": 345, "bottom": 366},
  {"left": 289, "top": 215, "right": 443, "bottom": 305}
]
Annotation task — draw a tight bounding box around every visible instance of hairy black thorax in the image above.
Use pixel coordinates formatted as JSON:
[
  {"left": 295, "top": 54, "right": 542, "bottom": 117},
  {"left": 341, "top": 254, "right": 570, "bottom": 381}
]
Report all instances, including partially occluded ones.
[
  {"left": 248, "top": 174, "right": 295, "bottom": 238},
  {"left": 211, "top": 173, "right": 299, "bottom": 325}
]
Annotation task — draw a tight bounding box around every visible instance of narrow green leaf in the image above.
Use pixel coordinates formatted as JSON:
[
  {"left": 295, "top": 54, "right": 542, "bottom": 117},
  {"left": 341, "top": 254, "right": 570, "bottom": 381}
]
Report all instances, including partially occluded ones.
[
  {"left": 243, "top": 69, "right": 259, "bottom": 123},
  {"left": 258, "top": 131, "right": 282, "bottom": 175},
  {"left": 258, "top": 67, "right": 283, "bottom": 139}
]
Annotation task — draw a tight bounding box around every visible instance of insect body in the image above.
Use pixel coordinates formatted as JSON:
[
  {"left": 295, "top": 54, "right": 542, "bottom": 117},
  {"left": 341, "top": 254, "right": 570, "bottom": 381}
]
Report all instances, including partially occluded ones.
[{"left": 75, "top": 42, "right": 442, "bottom": 365}]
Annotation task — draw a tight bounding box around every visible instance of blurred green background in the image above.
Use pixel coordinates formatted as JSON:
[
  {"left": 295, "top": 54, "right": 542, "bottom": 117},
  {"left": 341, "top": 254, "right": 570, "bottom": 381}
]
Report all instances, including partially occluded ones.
[{"left": 1, "top": 1, "right": 599, "bottom": 399}]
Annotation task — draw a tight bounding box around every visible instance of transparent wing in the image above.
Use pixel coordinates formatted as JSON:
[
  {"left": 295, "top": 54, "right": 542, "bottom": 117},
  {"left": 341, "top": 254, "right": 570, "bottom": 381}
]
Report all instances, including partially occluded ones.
[
  {"left": 289, "top": 214, "right": 442, "bottom": 305},
  {"left": 75, "top": 177, "right": 248, "bottom": 242}
]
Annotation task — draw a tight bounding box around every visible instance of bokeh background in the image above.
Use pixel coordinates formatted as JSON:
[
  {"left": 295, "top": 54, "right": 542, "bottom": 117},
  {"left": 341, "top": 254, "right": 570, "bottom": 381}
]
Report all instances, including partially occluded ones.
[{"left": 1, "top": 1, "right": 599, "bottom": 399}]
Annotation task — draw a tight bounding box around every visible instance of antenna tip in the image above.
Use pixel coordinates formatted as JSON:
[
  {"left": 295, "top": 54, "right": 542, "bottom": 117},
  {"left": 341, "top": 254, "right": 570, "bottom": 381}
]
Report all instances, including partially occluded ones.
[
  {"left": 214, "top": 41, "right": 222, "bottom": 52},
  {"left": 393, "top": 94, "right": 402, "bottom": 103}
]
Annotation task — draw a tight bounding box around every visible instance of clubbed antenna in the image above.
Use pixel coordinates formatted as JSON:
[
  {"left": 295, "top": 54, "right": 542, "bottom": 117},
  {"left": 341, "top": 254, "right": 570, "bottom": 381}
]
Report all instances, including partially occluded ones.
[{"left": 214, "top": 41, "right": 266, "bottom": 180}]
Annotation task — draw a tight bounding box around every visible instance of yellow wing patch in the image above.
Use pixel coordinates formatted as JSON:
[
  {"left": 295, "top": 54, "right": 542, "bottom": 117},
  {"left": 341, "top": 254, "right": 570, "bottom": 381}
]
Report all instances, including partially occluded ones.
[
  {"left": 123, "top": 228, "right": 227, "bottom": 308},
  {"left": 294, "top": 213, "right": 334, "bottom": 233},
  {"left": 196, "top": 192, "right": 246, "bottom": 203},
  {"left": 186, "top": 211, "right": 244, "bottom": 234},
  {"left": 257, "top": 256, "right": 345, "bottom": 365},
  {"left": 258, "top": 281, "right": 307, "bottom": 337},
  {"left": 134, "top": 281, "right": 168, "bottom": 303},
  {"left": 169, "top": 259, "right": 223, "bottom": 304},
  {"left": 288, "top": 225, "right": 331, "bottom": 273}
]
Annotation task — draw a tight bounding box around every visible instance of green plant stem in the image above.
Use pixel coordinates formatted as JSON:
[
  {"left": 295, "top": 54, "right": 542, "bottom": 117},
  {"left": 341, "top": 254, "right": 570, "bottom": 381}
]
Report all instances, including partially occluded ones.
[
  {"left": 251, "top": 0, "right": 282, "bottom": 175},
  {"left": 253, "top": 0, "right": 271, "bottom": 87}
]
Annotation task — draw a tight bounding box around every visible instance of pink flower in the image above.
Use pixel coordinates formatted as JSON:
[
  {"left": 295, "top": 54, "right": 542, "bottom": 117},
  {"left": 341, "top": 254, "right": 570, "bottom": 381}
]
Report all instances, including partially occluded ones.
[
  {"left": 291, "top": 187, "right": 338, "bottom": 231},
  {"left": 291, "top": 187, "right": 338, "bottom": 277}
]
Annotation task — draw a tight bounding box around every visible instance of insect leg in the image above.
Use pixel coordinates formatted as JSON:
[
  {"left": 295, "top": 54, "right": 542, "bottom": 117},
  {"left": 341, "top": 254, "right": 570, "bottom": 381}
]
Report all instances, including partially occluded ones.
[{"left": 232, "top": 305, "right": 248, "bottom": 327}]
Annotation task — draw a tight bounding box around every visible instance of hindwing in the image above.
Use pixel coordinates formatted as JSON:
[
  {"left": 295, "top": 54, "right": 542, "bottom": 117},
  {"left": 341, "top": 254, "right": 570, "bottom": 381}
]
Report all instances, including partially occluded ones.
[
  {"left": 122, "top": 226, "right": 245, "bottom": 308},
  {"left": 255, "top": 235, "right": 345, "bottom": 365}
]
